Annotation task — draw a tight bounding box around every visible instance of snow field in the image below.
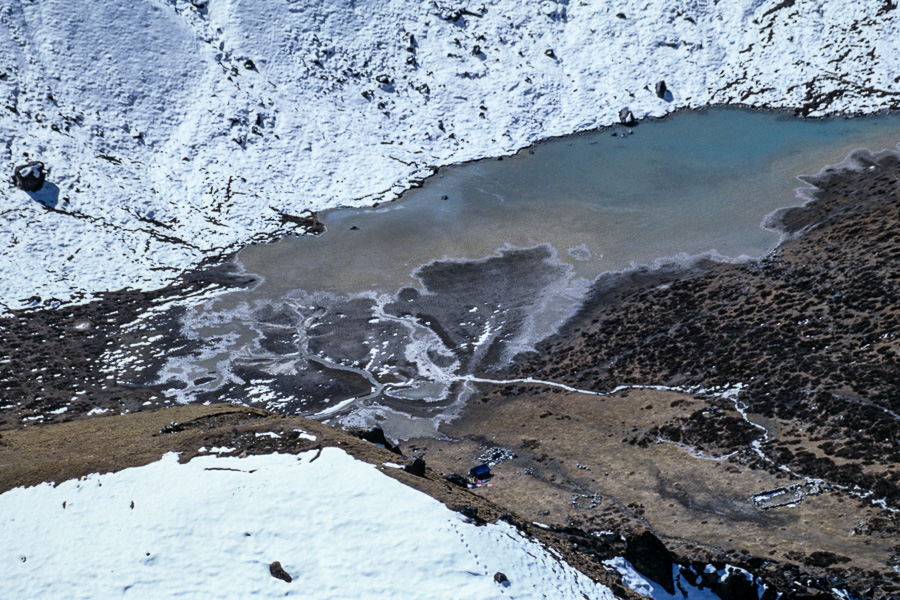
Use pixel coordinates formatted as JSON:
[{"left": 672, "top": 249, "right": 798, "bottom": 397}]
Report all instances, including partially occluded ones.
[
  {"left": 0, "top": 448, "right": 614, "bottom": 599},
  {"left": 2, "top": 0, "right": 900, "bottom": 310}
]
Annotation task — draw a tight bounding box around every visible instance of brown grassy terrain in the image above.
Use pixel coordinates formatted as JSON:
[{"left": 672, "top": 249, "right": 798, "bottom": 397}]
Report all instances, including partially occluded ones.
[
  {"left": 407, "top": 386, "right": 898, "bottom": 596},
  {"left": 425, "top": 148, "right": 900, "bottom": 599}
]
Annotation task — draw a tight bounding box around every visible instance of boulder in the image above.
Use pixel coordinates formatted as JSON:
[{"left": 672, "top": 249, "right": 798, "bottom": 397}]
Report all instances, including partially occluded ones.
[
  {"left": 656, "top": 80, "right": 668, "bottom": 99},
  {"left": 712, "top": 570, "right": 759, "bottom": 600},
  {"left": 453, "top": 505, "right": 480, "bottom": 519},
  {"left": 356, "top": 427, "right": 400, "bottom": 454},
  {"left": 269, "top": 561, "right": 292, "bottom": 583},
  {"left": 403, "top": 456, "right": 426, "bottom": 477},
  {"left": 624, "top": 530, "right": 674, "bottom": 595},
  {"left": 444, "top": 473, "right": 469, "bottom": 487},
  {"left": 451, "top": 505, "right": 486, "bottom": 525},
  {"left": 618, "top": 107, "right": 636, "bottom": 126},
  {"left": 14, "top": 161, "right": 45, "bottom": 192}
]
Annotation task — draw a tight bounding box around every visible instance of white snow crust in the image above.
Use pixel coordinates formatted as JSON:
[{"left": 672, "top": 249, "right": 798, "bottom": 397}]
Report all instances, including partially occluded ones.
[
  {"left": 2, "top": 0, "right": 900, "bottom": 310},
  {"left": 605, "top": 557, "right": 721, "bottom": 600},
  {"left": 0, "top": 447, "right": 613, "bottom": 599}
]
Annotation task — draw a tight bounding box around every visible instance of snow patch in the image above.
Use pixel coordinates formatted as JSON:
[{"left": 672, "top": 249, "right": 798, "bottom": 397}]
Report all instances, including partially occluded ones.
[{"left": 0, "top": 449, "right": 614, "bottom": 599}]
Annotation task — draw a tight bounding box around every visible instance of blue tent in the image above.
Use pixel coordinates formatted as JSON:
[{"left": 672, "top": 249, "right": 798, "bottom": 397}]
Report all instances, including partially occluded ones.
[{"left": 469, "top": 463, "right": 492, "bottom": 479}]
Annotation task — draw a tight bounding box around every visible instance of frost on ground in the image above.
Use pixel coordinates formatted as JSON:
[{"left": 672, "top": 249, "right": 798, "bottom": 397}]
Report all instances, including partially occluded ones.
[
  {"left": 0, "top": 447, "right": 613, "bottom": 599},
  {"left": 2, "top": 0, "right": 900, "bottom": 311}
]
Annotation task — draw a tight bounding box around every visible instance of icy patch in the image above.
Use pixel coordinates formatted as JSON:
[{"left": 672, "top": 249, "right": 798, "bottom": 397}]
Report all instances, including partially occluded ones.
[
  {"left": 604, "top": 558, "right": 720, "bottom": 600},
  {"left": 567, "top": 244, "right": 593, "bottom": 261},
  {"left": 751, "top": 480, "right": 824, "bottom": 510}
]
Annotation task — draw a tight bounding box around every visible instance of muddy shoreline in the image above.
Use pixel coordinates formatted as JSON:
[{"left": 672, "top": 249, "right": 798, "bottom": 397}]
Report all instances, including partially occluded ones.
[{"left": 0, "top": 258, "right": 256, "bottom": 430}]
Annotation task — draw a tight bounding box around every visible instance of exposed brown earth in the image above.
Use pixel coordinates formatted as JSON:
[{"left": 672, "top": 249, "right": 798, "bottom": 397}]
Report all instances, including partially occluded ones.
[{"left": 408, "top": 386, "right": 897, "bottom": 599}]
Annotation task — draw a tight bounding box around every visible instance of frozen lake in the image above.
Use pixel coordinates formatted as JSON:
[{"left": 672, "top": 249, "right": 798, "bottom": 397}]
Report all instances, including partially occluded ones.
[
  {"left": 134, "top": 108, "right": 900, "bottom": 438},
  {"left": 239, "top": 107, "right": 900, "bottom": 295}
]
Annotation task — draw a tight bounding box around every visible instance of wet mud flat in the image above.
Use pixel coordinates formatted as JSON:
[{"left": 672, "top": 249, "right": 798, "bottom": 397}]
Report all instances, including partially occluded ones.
[{"left": 409, "top": 148, "right": 900, "bottom": 599}]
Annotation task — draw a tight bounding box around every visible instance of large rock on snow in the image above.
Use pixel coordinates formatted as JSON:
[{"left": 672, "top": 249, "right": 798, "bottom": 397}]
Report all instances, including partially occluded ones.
[
  {"left": 655, "top": 80, "right": 668, "bottom": 99},
  {"left": 624, "top": 530, "right": 675, "bottom": 594},
  {"left": 14, "top": 161, "right": 46, "bottom": 192},
  {"left": 618, "top": 107, "right": 636, "bottom": 126},
  {"left": 269, "top": 561, "right": 292, "bottom": 583}
]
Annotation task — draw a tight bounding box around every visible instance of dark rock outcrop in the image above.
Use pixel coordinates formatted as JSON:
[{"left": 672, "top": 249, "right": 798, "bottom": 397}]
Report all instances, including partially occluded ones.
[
  {"left": 404, "top": 456, "right": 426, "bottom": 477},
  {"left": 14, "top": 162, "right": 45, "bottom": 192},
  {"left": 695, "top": 564, "right": 760, "bottom": 600},
  {"left": 713, "top": 570, "right": 759, "bottom": 600},
  {"left": 355, "top": 427, "right": 401, "bottom": 454},
  {"left": 624, "top": 530, "right": 674, "bottom": 594},
  {"left": 618, "top": 107, "right": 636, "bottom": 126},
  {"left": 444, "top": 473, "right": 469, "bottom": 487}
]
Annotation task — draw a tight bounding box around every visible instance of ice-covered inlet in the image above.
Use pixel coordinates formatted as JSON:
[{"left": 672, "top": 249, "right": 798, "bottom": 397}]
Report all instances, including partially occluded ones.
[
  {"left": 0, "top": 448, "right": 613, "bottom": 599},
  {"left": 2, "top": 0, "right": 900, "bottom": 310}
]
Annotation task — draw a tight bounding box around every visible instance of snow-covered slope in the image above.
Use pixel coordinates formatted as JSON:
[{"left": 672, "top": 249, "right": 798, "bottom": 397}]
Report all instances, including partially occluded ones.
[
  {"left": 0, "top": 448, "right": 613, "bottom": 599},
  {"left": 2, "top": 0, "right": 899, "bottom": 311}
]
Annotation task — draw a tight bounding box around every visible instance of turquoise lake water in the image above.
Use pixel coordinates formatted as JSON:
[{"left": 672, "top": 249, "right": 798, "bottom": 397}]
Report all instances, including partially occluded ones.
[{"left": 238, "top": 107, "right": 900, "bottom": 298}]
